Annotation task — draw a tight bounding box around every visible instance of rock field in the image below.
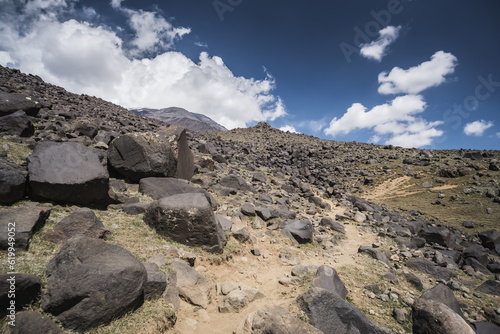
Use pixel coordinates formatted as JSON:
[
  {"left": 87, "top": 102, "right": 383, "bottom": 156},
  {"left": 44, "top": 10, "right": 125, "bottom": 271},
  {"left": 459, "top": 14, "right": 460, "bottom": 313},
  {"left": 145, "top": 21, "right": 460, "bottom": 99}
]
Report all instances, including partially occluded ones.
[{"left": 0, "top": 64, "right": 499, "bottom": 334}]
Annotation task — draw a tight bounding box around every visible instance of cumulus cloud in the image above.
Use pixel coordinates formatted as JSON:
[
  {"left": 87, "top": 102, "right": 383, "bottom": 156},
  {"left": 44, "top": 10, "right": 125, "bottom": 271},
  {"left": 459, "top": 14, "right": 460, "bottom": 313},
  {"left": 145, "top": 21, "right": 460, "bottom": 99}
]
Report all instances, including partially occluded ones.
[
  {"left": 324, "top": 95, "right": 444, "bottom": 148},
  {"left": 111, "top": 0, "right": 191, "bottom": 56},
  {"left": 378, "top": 51, "right": 458, "bottom": 95},
  {"left": 464, "top": 120, "right": 494, "bottom": 136},
  {"left": 360, "top": 25, "right": 401, "bottom": 62},
  {"left": 279, "top": 125, "right": 298, "bottom": 133},
  {"left": 0, "top": 0, "right": 285, "bottom": 129}
]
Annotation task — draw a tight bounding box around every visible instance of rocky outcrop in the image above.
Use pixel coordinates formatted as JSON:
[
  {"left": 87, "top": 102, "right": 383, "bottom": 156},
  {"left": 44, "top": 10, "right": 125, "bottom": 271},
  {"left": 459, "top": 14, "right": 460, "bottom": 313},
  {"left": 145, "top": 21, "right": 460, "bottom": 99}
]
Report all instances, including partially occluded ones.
[
  {"left": 144, "top": 193, "right": 226, "bottom": 253},
  {"left": 42, "top": 236, "right": 147, "bottom": 332},
  {"left": 28, "top": 141, "right": 111, "bottom": 206}
]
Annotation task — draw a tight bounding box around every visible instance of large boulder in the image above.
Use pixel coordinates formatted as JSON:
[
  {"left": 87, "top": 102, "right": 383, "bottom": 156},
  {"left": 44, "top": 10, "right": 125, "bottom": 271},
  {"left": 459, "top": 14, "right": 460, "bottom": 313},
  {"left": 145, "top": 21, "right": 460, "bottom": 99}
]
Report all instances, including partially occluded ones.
[
  {"left": 0, "top": 273, "right": 41, "bottom": 317},
  {"left": 0, "top": 92, "right": 43, "bottom": 117},
  {"left": 0, "top": 110, "right": 34, "bottom": 137},
  {"left": 297, "top": 288, "right": 390, "bottom": 334},
  {"left": 419, "top": 284, "right": 465, "bottom": 319},
  {"left": 0, "top": 207, "right": 51, "bottom": 250},
  {"left": 107, "top": 132, "right": 177, "bottom": 182},
  {"left": 143, "top": 263, "right": 167, "bottom": 301},
  {"left": 144, "top": 193, "right": 226, "bottom": 253},
  {"left": 412, "top": 298, "right": 475, "bottom": 334},
  {"left": 234, "top": 305, "right": 323, "bottom": 334},
  {"left": 463, "top": 244, "right": 490, "bottom": 267},
  {"left": 44, "top": 208, "right": 110, "bottom": 244},
  {"left": 0, "top": 162, "right": 26, "bottom": 204},
  {"left": 139, "top": 177, "right": 217, "bottom": 209},
  {"left": 27, "top": 141, "right": 111, "bottom": 206},
  {"left": 42, "top": 236, "right": 147, "bottom": 332}
]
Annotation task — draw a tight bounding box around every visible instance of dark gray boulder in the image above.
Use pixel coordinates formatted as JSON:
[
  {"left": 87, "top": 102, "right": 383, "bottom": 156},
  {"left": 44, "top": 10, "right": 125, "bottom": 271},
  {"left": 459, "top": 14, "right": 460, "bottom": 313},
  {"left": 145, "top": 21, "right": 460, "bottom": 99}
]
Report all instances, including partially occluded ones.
[
  {"left": 219, "top": 175, "right": 255, "bottom": 193},
  {"left": 0, "top": 206, "right": 50, "bottom": 250},
  {"left": 404, "top": 272, "right": 424, "bottom": 291},
  {"left": 478, "top": 229, "right": 500, "bottom": 250},
  {"left": 234, "top": 305, "right": 323, "bottom": 334},
  {"left": 419, "top": 284, "right": 465, "bottom": 319},
  {"left": 476, "top": 280, "right": 500, "bottom": 296},
  {"left": 42, "top": 236, "right": 147, "bottom": 332},
  {"left": 419, "top": 226, "right": 454, "bottom": 248},
  {"left": 0, "top": 162, "right": 26, "bottom": 204},
  {"left": 27, "top": 141, "right": 111, "bottom": 206},
  {"left": 297, "top": 288, "right": 390, "bottom": 334},
  {"left": 282, "top": 220, "right": 314, "bottom": 244},
  {"left": 0, "top": 273, "right": 41, "bottom": 316},
  {"left": 311, "top": 265, "right": 348, "bottom": 299},
  {"left": 412, "top": 298, "right": 475, "bottom": 334},
  {"left": 143, "top": 263, "right": 167, "bottom": 301},
  {"left": 0, "top": 92, "right": 42, "bottom": 116},
  {"left": 240, "top": 203, "right": 256, "bottom": 217},
  {"left": 463, "top": 244, "right": 490, "bottom": 267},
  {"left": 108, "top": 132, "right": 177, "bottom": 182},
  {"left": 143, "top": 193, "right": 226, "bottom": 253},
  {"left": 255, "top": 207, "right": 279, "bottom": 221},
  {"left": 0, "top": 110, "right": 34, "bottom": 137},
  {"left": 139, "top": 177, "right": 216, "bottom": 209},
  {"left": 406, "top": 258, "right": 457, "bottom": 281},
  {"left": 44, "top": 208, "right": 110, "bottom": 244},
  {"left": 2, "top": 310, "right": 66, "bottom": 334}
]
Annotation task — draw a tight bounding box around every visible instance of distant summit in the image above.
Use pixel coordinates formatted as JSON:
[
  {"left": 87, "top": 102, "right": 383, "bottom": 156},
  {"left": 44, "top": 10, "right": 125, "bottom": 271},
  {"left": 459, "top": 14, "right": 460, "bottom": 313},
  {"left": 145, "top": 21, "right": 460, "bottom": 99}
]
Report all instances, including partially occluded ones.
[{"left": 131, "top": 107, "right": 227, "bottom": 133}]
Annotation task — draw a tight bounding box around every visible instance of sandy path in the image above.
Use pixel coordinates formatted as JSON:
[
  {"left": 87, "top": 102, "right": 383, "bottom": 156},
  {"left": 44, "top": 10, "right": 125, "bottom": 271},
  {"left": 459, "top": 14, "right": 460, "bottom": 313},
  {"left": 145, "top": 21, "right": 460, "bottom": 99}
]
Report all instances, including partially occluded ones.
[{"left": 167, "top": 199, "right": 380, "bottom": 334}]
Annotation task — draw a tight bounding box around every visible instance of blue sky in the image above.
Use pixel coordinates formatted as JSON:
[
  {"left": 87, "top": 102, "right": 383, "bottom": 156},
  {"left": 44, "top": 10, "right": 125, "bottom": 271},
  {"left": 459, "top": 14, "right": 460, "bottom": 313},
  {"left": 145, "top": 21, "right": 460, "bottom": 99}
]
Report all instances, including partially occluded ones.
[{"left": 1, "top": 0, "right": 499, "bottom": 149}]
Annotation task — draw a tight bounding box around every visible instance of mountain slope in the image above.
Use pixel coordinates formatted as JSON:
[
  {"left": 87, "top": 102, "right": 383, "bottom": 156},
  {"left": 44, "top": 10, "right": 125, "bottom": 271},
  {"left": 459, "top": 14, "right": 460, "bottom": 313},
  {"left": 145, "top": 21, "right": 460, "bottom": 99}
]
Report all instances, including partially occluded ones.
[{"left": 131, "top": 107, "right": 227, "bottom": 132}]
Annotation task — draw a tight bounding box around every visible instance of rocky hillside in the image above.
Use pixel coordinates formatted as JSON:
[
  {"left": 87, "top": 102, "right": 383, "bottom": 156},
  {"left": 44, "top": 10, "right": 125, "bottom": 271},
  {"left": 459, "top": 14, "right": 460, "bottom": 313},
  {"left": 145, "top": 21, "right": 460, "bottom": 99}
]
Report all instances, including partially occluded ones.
[
  {"left": 131, "top": 107, "right": 228, "bottom": 133},
  {"left": 0, "top": 64, "right": 499, "bottom": 334}
]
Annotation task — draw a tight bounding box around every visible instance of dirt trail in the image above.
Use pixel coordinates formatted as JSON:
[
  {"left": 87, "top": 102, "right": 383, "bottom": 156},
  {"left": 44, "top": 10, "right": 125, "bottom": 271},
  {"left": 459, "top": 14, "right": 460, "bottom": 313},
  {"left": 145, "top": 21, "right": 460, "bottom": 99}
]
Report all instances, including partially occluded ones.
[{"left": 168, "top": 199, "right": 380, "bottom": 334}]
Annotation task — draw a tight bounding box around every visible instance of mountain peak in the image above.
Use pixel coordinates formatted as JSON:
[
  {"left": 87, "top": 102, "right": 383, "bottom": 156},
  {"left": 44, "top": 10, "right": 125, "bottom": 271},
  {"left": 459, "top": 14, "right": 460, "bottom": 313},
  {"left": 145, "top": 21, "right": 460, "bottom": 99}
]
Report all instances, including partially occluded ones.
[{"left": 131, "top": 107, "right": 227, "bottom": 133}]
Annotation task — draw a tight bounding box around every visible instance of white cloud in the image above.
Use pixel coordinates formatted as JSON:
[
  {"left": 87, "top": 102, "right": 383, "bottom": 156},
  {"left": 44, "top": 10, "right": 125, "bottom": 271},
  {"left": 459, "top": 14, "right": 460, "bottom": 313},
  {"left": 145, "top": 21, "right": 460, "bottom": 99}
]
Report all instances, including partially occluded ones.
[
  {"left": 378, "top": 51, "right": 458, "bottom": 95},
  {"left": 497, "top": 132, "right": 500, "bottom": 139},
  {"left": 324, "top": 95, "right": 444, "bottom": 148},
  {"left": 0, "top": 0, "right": 286, "bottom": 129},
  {"left": 464, "top": 120, "right": 494, "bottom": 136},
  {"left": 279, "top": 125, "right": 298, "bottom": 133},
  {"left": 360, "top": 25, "right": 401, "bottom": 62},
  {"left": 110, "top": 0, "right": 190, "bottom": 56}
]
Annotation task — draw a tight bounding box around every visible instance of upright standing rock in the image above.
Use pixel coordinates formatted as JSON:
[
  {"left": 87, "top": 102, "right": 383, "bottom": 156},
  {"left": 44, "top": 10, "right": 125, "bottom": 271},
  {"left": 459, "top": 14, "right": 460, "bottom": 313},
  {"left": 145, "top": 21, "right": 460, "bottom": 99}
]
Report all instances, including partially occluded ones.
[{"left": 28, "top": 141, "right": 111, "bottom": 206}]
